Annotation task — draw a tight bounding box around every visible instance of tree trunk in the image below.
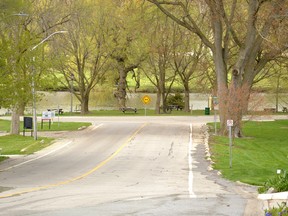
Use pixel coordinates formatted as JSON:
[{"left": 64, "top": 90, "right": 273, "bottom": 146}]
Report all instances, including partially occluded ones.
[
  {"left": 275, "top": 73, "right": 280, "bottom": 112},
  {"left": 10, "top": 106, "right": 20, "bottom": 135},
  {"left": 155, "top": 91, "right": 161, "bottom": 114},
  {"left": 117, "top": 73, "right": 127, "bottom": 108},
  {"left": 212, "top": 14, "right": 229, "bottom": 135},
  {"left": 184, "top": 82, "right": 190, "bottom": 112},
  {"left": 161, "top": 91, "right": 167, "bottom": 113},
  {"left": 81, "top": 95, "right": 89, "bottom": 115},
  {"left": 218, "top": 84, "right": 229, "bottom": 135},
  {"left": 18, "top": 101, "right": 26, "bottom": 116},
  {"left": 114, "top": 59, "right": 139, "bottom": 108}
]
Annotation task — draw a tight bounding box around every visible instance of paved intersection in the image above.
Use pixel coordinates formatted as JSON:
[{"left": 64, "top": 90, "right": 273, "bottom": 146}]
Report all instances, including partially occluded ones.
[{"left": 0, "top": 116, "right": 262, "bottom": 215}]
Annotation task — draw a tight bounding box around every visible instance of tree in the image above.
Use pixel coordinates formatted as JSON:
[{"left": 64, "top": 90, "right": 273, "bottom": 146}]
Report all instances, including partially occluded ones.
[
  {"left": 0, "top": 0, "right": 69, "bottom": 134},
  {"left": 0, "top": 1, "right": 33, "bottom": 134},
  {"left": 109, "top": 0, "right": 148, "bottom": 108},
  {"left": 147, "top": 0, "right": 288, "bottom": 136},
  {"left": 269, "top": 60, "right": 288, "bottom": 112},
  {"left": 171, "top": 25, "right": 206, "bottom": 112},
  {"left": 52, "top": 1, "right": 112, "bottom": 114},
  {"left": 143, "top": 15, "right": 178, "bottom": 114}
]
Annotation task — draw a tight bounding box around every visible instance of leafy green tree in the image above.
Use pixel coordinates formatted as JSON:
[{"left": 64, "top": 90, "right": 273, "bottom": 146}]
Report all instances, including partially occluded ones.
[
  {"left": 51, "top": 1, "right": 113, "bottom": 114},
  {"left": 109, "top": 0, "right": 148, "bottom": 108},
  {"left": 0, "top": 1, "right": 33, "bottom": 134},
  {"left": 0, "top": 0, "right": 69, "bottom": 134}
]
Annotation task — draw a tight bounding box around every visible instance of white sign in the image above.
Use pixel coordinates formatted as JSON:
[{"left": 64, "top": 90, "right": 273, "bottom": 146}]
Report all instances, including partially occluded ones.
[
  {"left": 227, "top": 120, "right": 234, "bottom": 127},
  {"left": 42, "top": 111, "right": 55, "bottom": 120},
  {"left": 212, "top": 96, "right": 218, "bottom": 105}
]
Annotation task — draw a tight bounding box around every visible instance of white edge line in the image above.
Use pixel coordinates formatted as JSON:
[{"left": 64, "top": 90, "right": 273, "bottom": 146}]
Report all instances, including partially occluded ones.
[
  {"left": 189, "top": 123, "right": 196, "bottom": 198},
  {"left": 1, "top": 124, "right": 103, "bottom": 172}
]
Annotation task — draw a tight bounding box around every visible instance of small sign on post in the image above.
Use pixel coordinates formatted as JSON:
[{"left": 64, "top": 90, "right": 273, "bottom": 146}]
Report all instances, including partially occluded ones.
[
  {"left": 227, "top": 119, "right": 233, "bottom": 127},
  {"left": 227, "top": 119, "right": 233, "bottom": 168},
  {"left": 141, "top": 95, "right": 151, "bottom": 116},
  {"left": 41, "top": 111, "right": 54, "bottom": 129}
]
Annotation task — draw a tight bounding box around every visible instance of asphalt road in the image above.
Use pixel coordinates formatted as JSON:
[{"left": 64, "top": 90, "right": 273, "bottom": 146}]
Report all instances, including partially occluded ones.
[{"left": 0, "top": 116, "right": 261, "bottom": 215}]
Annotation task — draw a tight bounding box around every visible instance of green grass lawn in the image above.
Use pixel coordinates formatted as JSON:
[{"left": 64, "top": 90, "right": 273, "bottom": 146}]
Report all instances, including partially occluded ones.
[
  {"left": 0, "top": 135, "right": 54, "bottom": 155},
  {"left": 209, "top": 120, "right": 288, "bottom": 186},
  {"left": 0, "top": 119, "right": 91, "bottom": 161},
  {"left": 0, "top": 119, "right": 91, "bottom": 132},
  {"left": 0, "top": 119, "right": 10, "bottom": 132},
  {"left": 66, "top": 109, "right": 205, "bottom": 116}
]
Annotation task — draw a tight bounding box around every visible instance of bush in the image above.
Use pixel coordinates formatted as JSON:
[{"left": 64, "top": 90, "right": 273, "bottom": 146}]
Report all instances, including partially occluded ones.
[
  {"left": 167, "top": 93, "right": 184, "bottom": 109},
  {"left": 258, "top": 170, "right": 288, "bottom": 194}
]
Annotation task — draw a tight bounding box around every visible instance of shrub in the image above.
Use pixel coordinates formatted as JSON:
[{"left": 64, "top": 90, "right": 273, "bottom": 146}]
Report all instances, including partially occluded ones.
[
  {"left": 167, "top": 93, "right": 184, "bottom": 109},
  {"left": 258, "top": 170, "right": 288, "bottom": 194}
]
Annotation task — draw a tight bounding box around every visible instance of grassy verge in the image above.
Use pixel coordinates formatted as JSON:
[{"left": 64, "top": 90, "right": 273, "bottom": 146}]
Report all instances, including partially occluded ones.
[
  {"left": 0, "top": 120, "right": 92, "bottom": 162},
  {"left": 0, "top": 119, "right": 91, "bottom": 132},
  {"left": 0, "top": 135, "right": 54, "bottom": 155},
  {"left": 37, "top": 121, "right": 91, "bottom": 131},
  {"left": 209, "top": 120, "right": 288, "bottom": 186}
]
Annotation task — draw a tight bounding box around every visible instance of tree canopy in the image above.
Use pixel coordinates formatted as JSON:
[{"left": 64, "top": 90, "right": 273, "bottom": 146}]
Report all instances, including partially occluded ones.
[{"left": 0, "top": 0, "right": 287, "bottom": 136}]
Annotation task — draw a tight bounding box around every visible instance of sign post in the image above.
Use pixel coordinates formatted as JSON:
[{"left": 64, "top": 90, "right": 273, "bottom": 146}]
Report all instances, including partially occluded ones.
[
  {"left": 41, "top": 111, "right": 55, "bottom": 129},
  {"left": 141, "top": 95, "right": 151, "bottom": 116},
  {"left": 227, "top": 119, "right": 233, "bottom": 168}
]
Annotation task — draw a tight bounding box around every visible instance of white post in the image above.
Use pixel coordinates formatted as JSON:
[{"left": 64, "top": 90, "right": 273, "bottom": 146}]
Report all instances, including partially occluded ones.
[
  {"left": 214, "top": 109, "right": 217, "bottom": 135},
  {"left": 227, "top": 120, "right": 234, "bottom": 168},
  {"left": 229, "top": 125, "right": 233, "bottom": 168}
]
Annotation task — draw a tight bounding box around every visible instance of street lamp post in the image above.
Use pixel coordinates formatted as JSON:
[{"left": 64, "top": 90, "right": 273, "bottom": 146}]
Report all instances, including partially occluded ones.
[
  {"left": 70, "top": 73, "right": 75, "bottom": 113},
  {"left": 31, "top": 31, "right": 67, "bottom": 140}
]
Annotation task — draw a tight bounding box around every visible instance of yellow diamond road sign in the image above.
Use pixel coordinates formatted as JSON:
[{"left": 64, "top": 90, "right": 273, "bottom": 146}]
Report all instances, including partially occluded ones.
[{"left": 142, "top": 95, "right": 151, "bottom": 105}]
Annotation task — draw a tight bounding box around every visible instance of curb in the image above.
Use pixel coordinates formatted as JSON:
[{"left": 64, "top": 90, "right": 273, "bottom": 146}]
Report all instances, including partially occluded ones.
[
  {"left": 258, "top": 192, "right": 288, "bottom": 209},
  {"left": 202, "top": 124, "right": 264, "bottom": 215},
  {"left": 258, "top": 192, "right": 288, "bottom": 200}
]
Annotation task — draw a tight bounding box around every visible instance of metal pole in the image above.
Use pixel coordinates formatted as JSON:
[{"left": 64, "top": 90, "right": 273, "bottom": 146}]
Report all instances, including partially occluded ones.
[
  {"left": 229, "top": 126, "right": 233, "bottom": 168},
  {"left": 30, "top": 31, "right": 67, "bottom": 140},
  {"left": 32, "top": 58, "right": 37, "bottom": 140},
  {"left": 31, "top": 31, "right": 67, "bottom": 51},
  {"left": 70, "top": 80, "right": 73, "bottom": 113},
  {"left": 57, "top": 104, "right": 60, "bottom": 127},
  {"left": 214, "top": 109, "right": 217, "bottom": 135}
]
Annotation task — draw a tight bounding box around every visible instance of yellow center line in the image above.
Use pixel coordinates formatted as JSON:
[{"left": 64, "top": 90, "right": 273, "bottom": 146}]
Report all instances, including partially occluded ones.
[{"left": 0, "top": 123, "right": 147, "bottom": 199}]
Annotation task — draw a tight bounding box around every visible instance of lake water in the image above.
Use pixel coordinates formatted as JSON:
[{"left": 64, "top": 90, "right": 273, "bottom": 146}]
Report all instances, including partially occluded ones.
[
  {"left": 0, "top": 91, "right": 287, "bottom": 115},
  {"left": 36, "top": 92, "right": 211, "bottom": 113}
]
